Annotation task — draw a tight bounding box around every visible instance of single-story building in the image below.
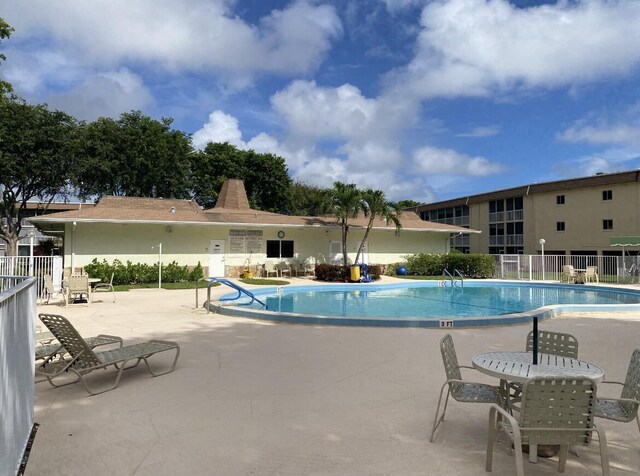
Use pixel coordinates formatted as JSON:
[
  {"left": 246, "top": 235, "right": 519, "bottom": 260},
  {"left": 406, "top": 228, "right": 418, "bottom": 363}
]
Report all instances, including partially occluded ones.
[{"left": 30, "top": 179, "right": 478, "bottom": 277}]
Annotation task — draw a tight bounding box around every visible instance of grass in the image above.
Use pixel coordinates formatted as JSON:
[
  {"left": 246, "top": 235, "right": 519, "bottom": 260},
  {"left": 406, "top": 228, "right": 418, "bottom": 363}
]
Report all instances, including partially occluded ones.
[
  {"left": 112, "top": 278, "right": 291, "bottom": 291},
  {"left": 113, "top": 281, "right": 220, "bottom": 291},
  {"left": 239, "top": 278, "right": 290, "bottom": 285}
]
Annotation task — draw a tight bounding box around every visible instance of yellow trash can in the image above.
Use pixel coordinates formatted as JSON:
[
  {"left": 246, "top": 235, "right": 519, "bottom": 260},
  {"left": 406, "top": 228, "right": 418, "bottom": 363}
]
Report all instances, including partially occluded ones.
[{"left": 350, "top": 265, "right": 360, "bottom": 282}]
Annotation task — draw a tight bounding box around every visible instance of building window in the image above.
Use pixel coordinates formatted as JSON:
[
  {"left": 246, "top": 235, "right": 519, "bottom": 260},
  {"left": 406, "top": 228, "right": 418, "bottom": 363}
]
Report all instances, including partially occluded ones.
[
  {"left": 602, "top": 190, "right": 613, "bottom": 201},
  {"left": 556, "top": 195, "right": 565, "bottom": 205},
  {"left": 602, "top": 219, "right": 613, "bottom": 230},
  {"left": 266, "top": 240, "right": 294, "bottom": 258},
  {"left": 556, "top": 221, "right": 565, "bottom": 232}
]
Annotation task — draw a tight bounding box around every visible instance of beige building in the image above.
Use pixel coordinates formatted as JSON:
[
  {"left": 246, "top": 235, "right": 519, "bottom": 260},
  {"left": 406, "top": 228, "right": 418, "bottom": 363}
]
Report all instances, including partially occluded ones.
[
  {"left": 415, "top": 169, "right": 640, "bottom": 257},
  {"left": 30, "top": 179, "right": 473, "bottom": 277}
]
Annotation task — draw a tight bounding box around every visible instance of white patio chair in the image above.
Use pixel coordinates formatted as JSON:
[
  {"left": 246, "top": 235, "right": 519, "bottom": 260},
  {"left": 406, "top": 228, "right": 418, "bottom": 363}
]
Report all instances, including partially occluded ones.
[
  {"left": 487, "top": 377, "right": 609, "bottom": 476},
  {"left": 585, "top": 266, "right": 599, "bottom": 283},
  {"left": 276, "top": 262, "right": 291, "bottom": 278},
  {"left": 594, "top": 348, "right": 640, "bottom": 434},
  {"left": 264, "top": 262, "right": 279, "bottom": 278},
  {"left": 93, "top": 272, "right": 115, "bottom": 302},
  {"left": 561, "top": 265, "right": 576, "bottom": 283},
  {"left": 430, "top": 334, "right": 500, "bottom": 442}
]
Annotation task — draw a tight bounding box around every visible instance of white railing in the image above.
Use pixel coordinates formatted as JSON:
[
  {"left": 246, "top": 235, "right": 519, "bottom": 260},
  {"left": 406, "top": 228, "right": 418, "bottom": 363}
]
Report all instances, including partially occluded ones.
[
  {"left": 0, "top": 256, "right": 62, "bottom": 300},
  {"left": 0, "top": 276, "right": 37, "bottom": 474},
  {"left": 493, "top": 254, "right": 629, "bottom": 283}
]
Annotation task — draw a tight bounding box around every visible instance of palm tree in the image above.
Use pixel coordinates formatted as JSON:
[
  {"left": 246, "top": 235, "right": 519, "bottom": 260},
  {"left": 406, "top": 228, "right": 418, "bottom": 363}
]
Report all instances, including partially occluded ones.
[
  {"left": 330, "top": 182, "right": 363, "bottom": 267},
  {"left": 354, "top": 188, "right": 402, "bottom": 265}
]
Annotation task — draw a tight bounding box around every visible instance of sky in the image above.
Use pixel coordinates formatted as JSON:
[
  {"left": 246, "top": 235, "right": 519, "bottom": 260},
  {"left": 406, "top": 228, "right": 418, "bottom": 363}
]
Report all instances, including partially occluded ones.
[{"left": 3, "top": 0, "right": 640, "bottom": 204}]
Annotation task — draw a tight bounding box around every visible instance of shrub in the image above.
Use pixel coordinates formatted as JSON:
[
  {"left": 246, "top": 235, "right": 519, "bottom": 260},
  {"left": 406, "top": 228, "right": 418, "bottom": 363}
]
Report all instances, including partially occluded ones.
[
  {"left": 314, "top": 263, "right": 382, "bottom": 281},
  {"left": 402, "top": 253, "right": 495, "bottom": 278},
  {"left": 84, "top": 258, "right": 204, "bottom": 285}
]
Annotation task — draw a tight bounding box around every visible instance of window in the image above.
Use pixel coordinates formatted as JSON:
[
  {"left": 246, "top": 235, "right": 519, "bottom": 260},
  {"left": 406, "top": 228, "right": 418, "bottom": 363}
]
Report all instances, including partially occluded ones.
[
  {"left": 602, "top": 219, "right": 613, "bottom": 230},
  {"left": 602, "top": 190, "right": 613, "bottom": 201},
  {"left": 556, "top": 195, "right": 565, "bottom": 205},
  {"left": 556, "top": 221, "right": 565, "bottom": 232},
  {"left": 266, "top": 240, "right": 294, "bottom": 258}
]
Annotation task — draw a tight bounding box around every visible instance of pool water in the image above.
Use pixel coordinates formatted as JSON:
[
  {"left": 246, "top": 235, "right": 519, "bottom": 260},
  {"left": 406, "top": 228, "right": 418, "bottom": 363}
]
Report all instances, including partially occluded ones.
[{"left": 244, "top": 282, "right": 640, "bottom": 319}]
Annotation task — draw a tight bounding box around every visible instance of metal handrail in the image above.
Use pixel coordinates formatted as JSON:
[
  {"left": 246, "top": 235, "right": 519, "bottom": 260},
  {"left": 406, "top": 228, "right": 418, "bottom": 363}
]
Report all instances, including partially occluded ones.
[
  {"left": 205, "top": 278, "right": 266, "bottom": 314},
  {"left": 454, "top": 269, "right": 464, "bottom": 287}
]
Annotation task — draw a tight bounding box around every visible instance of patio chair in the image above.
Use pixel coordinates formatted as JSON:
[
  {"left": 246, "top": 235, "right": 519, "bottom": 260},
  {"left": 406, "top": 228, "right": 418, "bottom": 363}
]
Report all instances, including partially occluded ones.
[
  {"left": 43, "top": 274, "right": 63, "bottom": 304},
  {"left": 430, "top": 334, "right": 500, "bottom": 442},
  {"left": 276, "top": 262, "right": 292, "bottom": 278},
  {"left": 561, "top": 265, "right": 576, "bottom": 283},
  {"left": 509, "top": 330, "right": 579, "bottom": 407},
  {"left": 585, "top": 266, "right": 600, "bottom": 283},
  {"left": 92, "top": 272, "right": 115, "bottom": 302},
  {"left": 38, "top": 313, "right": 180, "bottom": 395},
  {"left": 65, "top": 273, "right": 91, "bottom": 307},
  {"left": 264, "top": 262, "right": 279, "bottom": 278},
  {"left": 487, "top": 377, "right": 609, "bottom": 476},
  {"left": 594, "top": 348, "right": 640, "bottom": 434},
  {"left": 526, "top": 329, "right": 578, "bottom": 358}
]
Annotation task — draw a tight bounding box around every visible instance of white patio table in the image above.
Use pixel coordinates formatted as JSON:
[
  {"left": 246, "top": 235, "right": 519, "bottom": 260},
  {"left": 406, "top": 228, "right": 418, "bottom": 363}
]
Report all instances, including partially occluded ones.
[{"left": 472, "top": 351, "right": 604, "bottom": 463}]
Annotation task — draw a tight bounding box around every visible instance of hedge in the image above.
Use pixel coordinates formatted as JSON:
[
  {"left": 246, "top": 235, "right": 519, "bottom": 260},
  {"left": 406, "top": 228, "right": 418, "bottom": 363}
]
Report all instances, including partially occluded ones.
[
  {"left": 401, "top": 253, "right": 495, "bottom": 278},
  {"left": 83, "top": 258, "right": 204, "bottom": 285}
]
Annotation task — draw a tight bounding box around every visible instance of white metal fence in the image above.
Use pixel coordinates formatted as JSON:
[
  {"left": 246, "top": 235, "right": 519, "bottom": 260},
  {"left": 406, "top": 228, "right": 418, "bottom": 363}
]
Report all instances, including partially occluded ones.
[
  {"left": 493, "top": 254, "right": 640, "bottom": 283},
  {"left": 0, "top": 276, "right": 37, "bottom": 474},
  {"left": 0, "top": 256, "right": 62, "bottom": 301}
]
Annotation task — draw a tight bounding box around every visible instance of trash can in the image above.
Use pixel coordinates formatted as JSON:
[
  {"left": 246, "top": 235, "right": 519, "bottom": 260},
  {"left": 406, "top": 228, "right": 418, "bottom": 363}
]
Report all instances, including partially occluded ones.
[{"left": 350, "top": 265, "right": 360, "bottom": 282}]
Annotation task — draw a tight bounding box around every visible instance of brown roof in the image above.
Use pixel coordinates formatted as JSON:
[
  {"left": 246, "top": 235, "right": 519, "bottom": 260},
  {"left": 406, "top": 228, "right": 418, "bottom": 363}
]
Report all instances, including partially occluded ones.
[
  {"left": 30, "top": 180, "right": 476, "bottom": 234},
  {"left": 415, "top": 169, "right": 640, "bottom": 211}
]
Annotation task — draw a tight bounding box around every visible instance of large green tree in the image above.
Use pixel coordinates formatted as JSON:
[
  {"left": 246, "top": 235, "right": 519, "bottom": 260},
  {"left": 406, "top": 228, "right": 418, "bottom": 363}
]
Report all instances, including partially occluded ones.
[
  {"left": 330, "top": 182, "right": 363, "bottom": 267},
  {"left": 288, "top": 181, "right": 332, "bottom": 216},
  {"left": 75, "top": 111, "right": 192, "bottom": 199},
  {"left": 0, "top": 98, "right": 78, "bottom": 255},
  {"left": 0, "top": 18, "right": 14, "bottom": 95},
  {"left": 354, "top": 188, "right": 402, "bottom": 265},
  {"left": 190, "top": 142, "right": 292, "bottom": 213}
]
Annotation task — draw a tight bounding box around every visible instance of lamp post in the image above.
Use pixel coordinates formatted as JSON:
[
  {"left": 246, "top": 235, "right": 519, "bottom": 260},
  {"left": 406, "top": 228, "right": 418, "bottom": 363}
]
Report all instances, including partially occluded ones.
[{"left": 539, "top": 238, "right": 546, "bottom": 281}]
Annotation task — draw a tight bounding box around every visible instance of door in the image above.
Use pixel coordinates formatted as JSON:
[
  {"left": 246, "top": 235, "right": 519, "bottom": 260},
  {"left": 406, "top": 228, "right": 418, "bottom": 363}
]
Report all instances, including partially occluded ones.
[{"left": 208, "top": 240, "right": 226, "bottom": 277}]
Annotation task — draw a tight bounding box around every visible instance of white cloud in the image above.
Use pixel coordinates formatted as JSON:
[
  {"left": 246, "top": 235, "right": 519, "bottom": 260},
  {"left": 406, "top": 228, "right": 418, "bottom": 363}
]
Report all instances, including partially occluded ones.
[
  {"left": 271, "top": 80, "right": 380, "bottom": 140},
  {"left": 559, "top": 122, "right": 640, "bottom": 148},
  {"left": 5, "top": 0, "right": 342, "bottom": 77},
  {"left": 391, "top": 0, "right": 640, "bottom": 98},
  {"left": 412, "top": 146, "right": 504, "bottom": 176},
  {"left": 456, "top": 125, "right": 501, "bottom": 138},
  {"left": 192, "top": 110, "right": 246, "bottom": 150},
  {"left": 46, "top": 69, "right": 153, "bottom": 121}
]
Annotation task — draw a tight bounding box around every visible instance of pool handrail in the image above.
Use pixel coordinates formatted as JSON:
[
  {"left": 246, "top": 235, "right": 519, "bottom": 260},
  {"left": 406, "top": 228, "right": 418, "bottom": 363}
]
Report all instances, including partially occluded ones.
[
  {"left": 206, "top": 278, "right": 266, "bottom": 314},
  {"left": 454, "top": 269, "right": 464, "bottom": 287}
]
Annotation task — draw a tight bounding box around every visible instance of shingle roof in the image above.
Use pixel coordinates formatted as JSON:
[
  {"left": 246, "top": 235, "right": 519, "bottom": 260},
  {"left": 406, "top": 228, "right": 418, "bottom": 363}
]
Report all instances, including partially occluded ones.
[{"left": 29, "top": 180, "right": 477, "bottom": 233}]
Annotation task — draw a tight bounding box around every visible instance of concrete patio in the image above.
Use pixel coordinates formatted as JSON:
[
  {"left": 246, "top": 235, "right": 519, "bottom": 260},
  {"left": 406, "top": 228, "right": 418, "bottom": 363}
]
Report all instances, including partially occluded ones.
[{"left": 29, "top": 278, "right": 640, "bottom": 475}]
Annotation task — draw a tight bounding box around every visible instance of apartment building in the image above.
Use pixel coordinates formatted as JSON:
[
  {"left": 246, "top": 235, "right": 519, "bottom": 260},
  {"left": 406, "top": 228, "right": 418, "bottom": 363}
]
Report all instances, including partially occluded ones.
[{"left": 414, "top": 169, "right": 640, "bottom": 257}]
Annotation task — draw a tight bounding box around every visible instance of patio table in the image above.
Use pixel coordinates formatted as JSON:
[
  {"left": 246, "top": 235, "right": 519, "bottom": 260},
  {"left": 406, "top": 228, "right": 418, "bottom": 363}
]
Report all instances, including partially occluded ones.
[{"left": 472, "top": 351, "right": 604, "bottom": 463}]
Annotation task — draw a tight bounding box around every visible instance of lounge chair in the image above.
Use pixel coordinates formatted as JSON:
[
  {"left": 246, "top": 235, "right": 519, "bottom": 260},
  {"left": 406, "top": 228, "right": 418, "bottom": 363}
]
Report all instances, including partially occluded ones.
[
  {"left": 487, "top": 377, "right": 609, "bottom": 476},
  {"left": 38, "top": 313, "right": 180, "bottom": 395},
  {"left": 35, "top": 334, "right": 123, "bottom": 382},
  {"left": 92, "top": 272, "right": 115, "bottom": 302},
  {"left": 430, "top": 334, "right": 500, "bottom": 442},
  {"left": 594, "top": 348, "right": 640, "bottom": 434}
]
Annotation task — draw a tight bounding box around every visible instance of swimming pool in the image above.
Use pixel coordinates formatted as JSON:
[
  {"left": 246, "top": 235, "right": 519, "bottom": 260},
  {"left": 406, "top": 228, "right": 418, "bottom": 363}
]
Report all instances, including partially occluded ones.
[{"left": 212, "top": 281, "right": 640, "bottom": 328}]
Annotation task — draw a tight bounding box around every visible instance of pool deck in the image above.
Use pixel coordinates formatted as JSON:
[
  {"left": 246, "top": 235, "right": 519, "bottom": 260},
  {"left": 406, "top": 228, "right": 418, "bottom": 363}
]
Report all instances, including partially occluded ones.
[{"left": 29, "top": 277, "right": 640, "bottom": 475}]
